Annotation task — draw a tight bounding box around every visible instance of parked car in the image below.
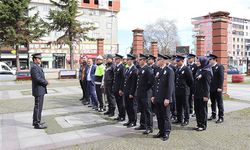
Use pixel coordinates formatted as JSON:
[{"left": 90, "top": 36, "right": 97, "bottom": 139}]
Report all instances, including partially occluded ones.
[
  {"left": 0, "top": 62, "right": 17, "bottom": 81},
  {"left": 227, "top": 66, "right": 240, "bottom": 74}
]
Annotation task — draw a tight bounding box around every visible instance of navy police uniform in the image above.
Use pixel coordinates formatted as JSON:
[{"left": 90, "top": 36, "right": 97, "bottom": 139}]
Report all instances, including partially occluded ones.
[
  {"left": 30, "top": 53, "right": 48, "bottom": 129},
  {"left": 175, "top": 55, "right": 194, "bottom": 125},
  {"left": 123, "top": 54, "right": 138, "bottom": 127}
]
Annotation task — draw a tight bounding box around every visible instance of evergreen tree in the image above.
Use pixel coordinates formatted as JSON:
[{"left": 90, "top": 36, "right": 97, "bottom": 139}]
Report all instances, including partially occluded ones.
[
  {"left": 47, "top": 0, "right": 96, "bottom": 69},
  {"left": 0, "top": 0, "right": 46, "bottom": 70}
]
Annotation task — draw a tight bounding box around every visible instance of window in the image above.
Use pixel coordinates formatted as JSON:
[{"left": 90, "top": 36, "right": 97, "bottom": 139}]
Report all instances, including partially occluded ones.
[
  {"left": 237, "top": 38, "right": 239, "bottom": 42},
  {"left": 241, "top": 52, "right": 243, "bottom": 56},
  {"left": 233, "top": 51, "right": 235, "bottom": 55},
  {"left": 237, "top": 52, "right": 239, "bottom": 55},
  {"left": 237, "top": 45, "right": 239, "bottom": 49},
  {"left": 247, "top": 32, "right": 249, "bottom": 36},
  {"left": 105, "top": 33, "right": 111, "bottom": 40},
  {"left": 108, "top": 0, "right": 112, "bottom": 6},
  {"left": 245, "top": 52, "right": 247, "bottom": 56},
  {"left": 249, "top": 52, "right": 250, "bottom": 56},
  {"left": 241, "top": 45, "right": 244, "bottom": 49},
  {"left": 106, "top": 22, "right": 112, "bottom": 29},
  {"left": 241, "top": 38, "right": 243, "bottom": 42},
  {"left": 1, "top": 65, "right": 10, "bottom": 71},
  {"left": 94, "top": 0, "right": 99, "bottom": 5},
  {"left": 233, "top": 45, "right": 235, "bottom": 49},
  {"left": 83, "top": 0, "right": 90, "bottom": 3},
  {"left": 233, "top": 38, "right": 235, "bottom": 42},
  {"left": 246, "top": 26, "right": 248, "bottom": 30}
]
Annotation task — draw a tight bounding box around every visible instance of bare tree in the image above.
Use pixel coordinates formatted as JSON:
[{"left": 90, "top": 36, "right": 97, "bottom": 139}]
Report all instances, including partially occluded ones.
[{"left": 144, "top": 18, "right": 180, "bottom": 55}]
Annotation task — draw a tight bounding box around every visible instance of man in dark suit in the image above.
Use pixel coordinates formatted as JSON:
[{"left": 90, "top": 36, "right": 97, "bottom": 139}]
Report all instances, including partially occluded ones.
[
  {"left": 187, "top": 54, "right": 198, "bottom": 116},
  {"left": 134, "top": 54, "right": 154, "bottom": 135},
  {"left": 123, "top": 54, "right": 138, "bottom": 128},
  {"left": 152, "top": 54, "right": 175, "bottom": 141},
  {"left": 174, "top": 55, "right": 194, "bottom": 126},
  {"left": 79, "top": 56, "right": 89, "bottom": 105},
  {"left": 113, "top": 54, "right": 126, "bottom": 121},
  {"left": 86, "top": 58, "right": 99, "bottom": 110},
  {"left": 30, "top": 53, "right": 48, "bottom": 129},
  {"left": 208, "top": 54, "right": 225, "bottom": 123}
]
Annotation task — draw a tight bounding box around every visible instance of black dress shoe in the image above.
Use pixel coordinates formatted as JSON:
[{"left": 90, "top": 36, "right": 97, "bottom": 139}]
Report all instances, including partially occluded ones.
[
  {"left": 114, "top": 117, "right": 120, "bottom": 120},
  {"left": 191, "top": 113, "right": 196, "bottom": 117},
  {"left": 108, "top": 113, "right": 115, "bottom": 117},
  {"left": 134, "top": 126, "right": 146, "bottom": 130},
  {"left": 34, "top": 124, "right": 47, "bottom": 129},
  {"left": 127, "top": 122, "right": 136, "bottom": 128},
  {"left": 196, "top": 127, "right": 205, "bottom": 131},
  {"left": 123, "top": 122, "right": 130, "bottom": 126},
  {"left": 173, "top": 120, "right": 182, "bottom": 124},
  {"left": 181, "top": 121, "right": 189, "bottom": 126},
  {"left": 162, "top": 135, "right": 169, "bottom": 141},
  {"left": 32, "top": 122, "right": 45, "bottom": 126},
  {"left": 216, "top": 118, "right": 224, "bottom": 123},
  {"left": 118, "top": 117, "right": 125, "bottom": 122},
  {"left": 208, "top": 115, "right": 216, "bottom": 121},
  {"left": 104, "top": 111, "right": 110, "bottom": 115},
  {"left": 153, "top": 132, "right": 163, "bottom": 138},
  {"left": 143, "top": 129, "right": 153, "bottom": 135}
]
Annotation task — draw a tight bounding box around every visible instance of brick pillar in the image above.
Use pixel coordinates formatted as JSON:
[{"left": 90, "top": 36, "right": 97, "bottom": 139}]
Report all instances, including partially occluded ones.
[
  {"left": 132, "top": 28, "right": 144, "bottom": 56},
  {"left": 97, "top": 38, "right": 104, "bottom": 55},
  {"left": 196, "top": 35, "right": 205, "bottom": 57},
  {"left": 211, "top": 11, "right": 230, "bottom": 93},
  {"left": 151, "top": 41, "right": 158, "bottom": 57}
]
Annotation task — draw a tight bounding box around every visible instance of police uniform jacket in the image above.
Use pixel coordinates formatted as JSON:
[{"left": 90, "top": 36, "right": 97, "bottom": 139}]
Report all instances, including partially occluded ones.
[
  {"left": 113, "top": 63, "right": 125, "bottom": 92},
  {"left": 30, "top": 63, "right": 48, "bottom": 97},
  {"left": 153, "top": 66, "right": 175, "bottom": 103},
  {"left": 123, "top": 65, "right": 138, "bottom": 96},
  {"left": 136, "top": 65, "right": 154, "bottom": 98},
  {"left": 175, "top": 66, "right": 194, "bottom": 96},
  {"left": 210, "top": 64, "right": 224, "bottom": 92}
]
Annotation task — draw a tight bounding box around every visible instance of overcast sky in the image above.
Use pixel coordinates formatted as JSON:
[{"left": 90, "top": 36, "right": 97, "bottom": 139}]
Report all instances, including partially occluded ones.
[{"left": 117, "top": 0, "right": 250, "bottom": 55}]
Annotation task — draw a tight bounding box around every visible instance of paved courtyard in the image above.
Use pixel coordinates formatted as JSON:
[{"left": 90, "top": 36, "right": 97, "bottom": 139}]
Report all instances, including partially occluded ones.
[{"left": 0, "top": 76, "right": 250, "bottom": 150}]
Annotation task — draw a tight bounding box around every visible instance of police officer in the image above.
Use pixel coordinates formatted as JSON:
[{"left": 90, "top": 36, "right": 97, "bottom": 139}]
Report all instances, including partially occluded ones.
[
  {"left": 123, "top": 54, "right": 138, "bottom": 128},
  {"left": 194, "top": 56, "right": 212, "bottom": 131},
  {"left": 166, "top": 55, "right": 177, "bottom": 121},
  {"left": 208, "top": 54, "right": 225, "bottom": 123},
  {"left": 174, "top": 55, "right": 194, "bottom": 126},
  {"left": 134, "top": 54, "right": 154, "bottom": 135},
  {"left": 187, "top": 54, "right": 198, "bottom": 115},
  {"left": 102, "top": 55, "right": 116, "bottom": 117},
  {"left": 151, "top": 54, "right": 175, "bottom": 141},
  {"left": 148, "top": 54, "right": 158, "bottom": 116},
  {"left": 148, "top": 54, "right": 158, "bottom": 75},
  {"left": 113, "top": 54, "right": 126, "bottom": 121},
  {"left": 30, "top": 53, "right": 48, "bottom": 129}
]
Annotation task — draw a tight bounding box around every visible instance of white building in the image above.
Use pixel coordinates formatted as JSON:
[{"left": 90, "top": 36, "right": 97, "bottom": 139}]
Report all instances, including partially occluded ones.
[{"left": 29, "top": 0, "right": 120, "bottom": 69}]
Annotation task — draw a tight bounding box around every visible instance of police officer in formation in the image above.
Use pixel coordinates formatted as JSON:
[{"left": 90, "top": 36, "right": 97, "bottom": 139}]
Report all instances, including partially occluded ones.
[
  {"left": 193, "top": 56, "right": 213, "bottom": 131},
  {"left": 123, "top": 54, "right": 138, "bottom": 128},
  {"left": 151, "top": 54, "right": 174, "bottom": 141},
  {"left": 113, "top": 54, "right": 126, "bottom": 121},
  {"left": 187, "top": 54, "right": 198, "bottom": 116},
  {"left": 208, "top": 54, "right": 225, "bottom": 123},
  {"left": 134, "top": 54, "right": 154, "bottom": 135},
  {"left": 174, "top": 55, "right": 194, "bottom": 126}
]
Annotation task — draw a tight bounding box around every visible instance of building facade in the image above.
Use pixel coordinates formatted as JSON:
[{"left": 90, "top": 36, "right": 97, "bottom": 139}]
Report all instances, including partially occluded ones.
[
  {"left": 192, "top": 15, "right": 250, "bottom": 73},
  {"left": 0, "top": 0, "right": 120, "bottom": 69}
]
